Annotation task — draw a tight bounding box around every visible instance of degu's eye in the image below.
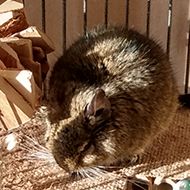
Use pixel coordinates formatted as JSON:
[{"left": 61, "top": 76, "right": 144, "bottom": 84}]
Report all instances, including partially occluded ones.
[
  {"left": 95, "top": 108, "right": 104, "bottom": 117},
  {"left": 84, "top": 104, "right": 90, "bottom": 123},
  {"left": 85, "top": 117, "right": 90, "bottom": 123},
  {"left": 84, "top": 104, "right": 88, "bottom": 114}
]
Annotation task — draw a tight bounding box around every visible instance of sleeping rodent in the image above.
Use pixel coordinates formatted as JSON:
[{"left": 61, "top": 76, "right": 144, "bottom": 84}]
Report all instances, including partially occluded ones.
[{"left": 46, "top": 26, "right": 178, "bottom": 174}]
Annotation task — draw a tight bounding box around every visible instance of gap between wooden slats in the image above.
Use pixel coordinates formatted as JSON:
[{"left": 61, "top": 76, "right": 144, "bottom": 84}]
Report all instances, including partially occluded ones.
[
  {"left": 128, "top": 0, "right": 148, "bottom": 35},
  {"left": 66, "top": 0, "right": 84, "bottom": 49},
  {"left": 185, "top": 22, "right": 190, "bottom": 93},
  {"left": 86, "top": 0, "right": 105, "bottom": 30},
  {"left": 45, "top": 0, "right": 64, "bottom": 65},
  {"left": 24, "top": 0, "right": 43, "bottom": 30},
  {"left": 149, "top": 0, "right": 170, "bottom": 53},
  {"left": 169, "top": 0, "right": 190, "bottom": 93},
  {"left": 107, "top": 0, "right": 127, "bottom": 26}
]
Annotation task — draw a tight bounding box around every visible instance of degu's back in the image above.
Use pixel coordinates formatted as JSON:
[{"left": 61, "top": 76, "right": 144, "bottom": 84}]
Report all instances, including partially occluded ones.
[{"left": 46, "top": 27, "right": 178, "bottom": 173}]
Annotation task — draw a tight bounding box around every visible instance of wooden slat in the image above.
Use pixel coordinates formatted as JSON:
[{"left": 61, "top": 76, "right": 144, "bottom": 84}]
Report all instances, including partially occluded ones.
[
  {"left": 87, "top": 0, "right": 105, "bottom": 30},
  {"left": 128, "top": 0, "right": 147, "bottom": 34},
  {"left": 186, "top": 36, "right": 190, "bottom": 93},
  {"left": 0, "top": 41, "right": 24, "bottom": 69},
  {"left": 149, "top": 0, "right": 170, "bottom": 52},
  {"left": 66, "top": 0, "right": 83, "bottom": 49},
  {"left": 0, "top": 76, "right": 33, "bottom": 129},
  {"left": 169, "top": 0, "right": 190, "bottom": 93},
  {"left": 107, "top": 0, "right": 127, "bottom": 26},
  {"left": 0, "top": 38, "right": 33, "bottom": 60},
  {"left": 0, "top": 59, "right": 5, "bottom": 69},
  {"left": 0, "top": 89, "right": 30, "bottom": 130},
  {"left": 24, "top": 0, "right": 43, "bottom": 30},
  {"left": 0, "top": 70, "right": 36, "bottom": 109},
  {"left": 45, "top": 0, "right": 63, "bottom": 65},
  {"left": 0, "top": 0, "right": 23, "bottom": 13}
]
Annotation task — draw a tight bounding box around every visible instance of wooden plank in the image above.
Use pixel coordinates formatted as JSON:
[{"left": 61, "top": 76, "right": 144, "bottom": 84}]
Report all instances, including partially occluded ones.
[
  {"left": 0, "top": 70, "right": 36, "bottom": 109},
  {"left": 45, "top": 0, "right": 63, "bottom": 65},
  {"left": 87, "top": 0, "right": 105, "bottom": 30},
  {"left": 0, "top": 37, "right": 33, "bottom": 60},
  {"left": 107, "top": 0, "right": 127, "bottom": 26},
  {"left": 187, "top": 38, "right": 190, "bottom": 93},
  {"left": 0, "top": 0, "right": 23, "bottom": 13},
  {"left": 128, "top": 0, "right": 147, "bottom": 34},
  {"left": 24, "top": 0, "right": 43, "bottom": 30},
  {"left": 12, "top": 26, "right": 55, "bottom": 54},
  {"left": 0, "top": 89, "right": 30, "bottom": 130},
  {"left": 19, "top": 57, "right": 42, "bottom": 89},
  {"left": 169, "top": 0, "right": 190, "bottom": 93},
  {"left": 0, "top": 59, "right": 5, "bottom": 69},
  {"left": 149, "top": 0, "right": 170, "bottom": 52},
  {"left": 0, "top": 8, "right": 28, "bottom": 37},
  {"left": 66, "top": 0, "right": 83, "bottom": 49},
  {"left": 0, "top": 41, "right": 24, "bottom": 69},
  {"left": 0, "top": 76, "right": 33, "bottom": 129}
]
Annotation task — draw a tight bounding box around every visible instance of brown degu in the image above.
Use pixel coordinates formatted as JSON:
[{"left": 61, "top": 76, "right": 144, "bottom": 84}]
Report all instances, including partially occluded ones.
[{"left": 46, "top": 26, "right": 178, "bottom": 174}]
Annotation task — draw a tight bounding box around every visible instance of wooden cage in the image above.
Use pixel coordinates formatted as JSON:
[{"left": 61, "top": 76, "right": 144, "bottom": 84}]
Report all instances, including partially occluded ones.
[
  {"left": 1, "top": 0, "right": 190, "bottom": 189},
  {"left": 24, "top": 0, "right": 190, "bottom": 94}
]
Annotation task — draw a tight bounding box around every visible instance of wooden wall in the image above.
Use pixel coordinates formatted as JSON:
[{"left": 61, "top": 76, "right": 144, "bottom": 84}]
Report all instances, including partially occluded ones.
[{"left": 24, "top": 0, "right": 190, "bottom": 93}]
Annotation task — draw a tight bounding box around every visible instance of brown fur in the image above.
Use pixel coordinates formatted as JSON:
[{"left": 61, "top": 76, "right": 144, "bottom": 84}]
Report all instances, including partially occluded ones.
[{"left": 46, "top": 26, "right": 178, "bottom": 173}]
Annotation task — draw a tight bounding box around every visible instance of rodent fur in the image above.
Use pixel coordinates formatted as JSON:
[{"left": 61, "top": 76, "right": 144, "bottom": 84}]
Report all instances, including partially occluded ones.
[{"left": 46, "top": 26, "right": 178, "bottom": 173}]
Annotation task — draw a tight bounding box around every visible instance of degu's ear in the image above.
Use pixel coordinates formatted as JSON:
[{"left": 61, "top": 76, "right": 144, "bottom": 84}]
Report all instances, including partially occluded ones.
[{"left": 85, "top": 89, "right": 111, "bottom": 124}]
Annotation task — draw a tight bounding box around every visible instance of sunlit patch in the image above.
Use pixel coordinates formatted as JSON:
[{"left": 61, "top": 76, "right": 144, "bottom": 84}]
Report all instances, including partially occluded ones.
[
  {"left": 102, "top": 136, "right": 115, "bottom": 154},
  {"left": 64, "top": 158, "right": 77, "bottom": 171},
  {"left": 5, "top": 133, "right": 17, "bottom": 151},
  {"left": 16, "top": 70, "right": 33, "bottom": 93},
  {"left": 83, "top": 154, "right": 96, "bottom": 165}
]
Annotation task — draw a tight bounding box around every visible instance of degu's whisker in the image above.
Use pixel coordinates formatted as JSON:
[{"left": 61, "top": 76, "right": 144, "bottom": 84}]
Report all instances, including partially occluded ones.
[
  {"left": 30, "top": 151, "right": 56, "bottom": 162},
  {"left": 87, "top": 167, "right": 106, "bottom": 177},
  {"left": 21, "top": 135, "right": 42, "bottom": 147},
  {"left": 76, "top": 166, "right": 108, "bottom": 179},
  {"left": 13, "top": 133, "right": 42, "bottom": 152},
  {"left": 100, "top": 165, "right": 124, "bottom": 169},
  {"left": 22, "top": 156, "right": 44, "bottom": 161},
  {"left": 15, "top": 132, "right": 56, "bottom": 163},
  {"left": 19, "top": 142, "right": 46, "bottom": 155},
  {"left": 76, "top": 170, "right": 84, "bottom": 179},
  {"left": 22, "top": 149, "right": 56, "bottom": 163},
  {"left": 21, "top": 145, "right": 55, "bottom": 162},
  {"left": 25, "top": 143, "right": 50, "bottom": 154},
  {"left": 19, "top": 145, "right": 33, "bottom": 152},
  {"left": 80, "top": 168, "right": 86, "bottom": 179},
  {"left": 128, "top": 180, "right": 148, "bottom": 190},
  {"left": 83, "top": 169, "right": 92, "bottom": 179}
]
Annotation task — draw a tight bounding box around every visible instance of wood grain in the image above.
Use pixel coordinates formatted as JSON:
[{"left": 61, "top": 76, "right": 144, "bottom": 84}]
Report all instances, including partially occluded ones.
[
  {"left": 128, "top": 0, "right": 148, "bottom": 34},
  {"left": 107, "top": 0, "right": 127, "bottom": 26},
  {"left": 87, "top": 0, "right": 105, "bottom": 30}
]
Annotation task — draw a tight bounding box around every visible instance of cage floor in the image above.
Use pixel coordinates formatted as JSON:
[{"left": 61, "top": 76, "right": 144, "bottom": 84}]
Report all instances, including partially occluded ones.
[{"left": 1, "top": 106, "right": 190, "bottom": 190}]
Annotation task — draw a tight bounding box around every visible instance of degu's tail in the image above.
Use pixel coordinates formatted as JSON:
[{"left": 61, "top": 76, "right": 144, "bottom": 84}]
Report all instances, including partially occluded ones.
[{"left": 178, "top": 94, "right": 190, "bottom": 108}]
